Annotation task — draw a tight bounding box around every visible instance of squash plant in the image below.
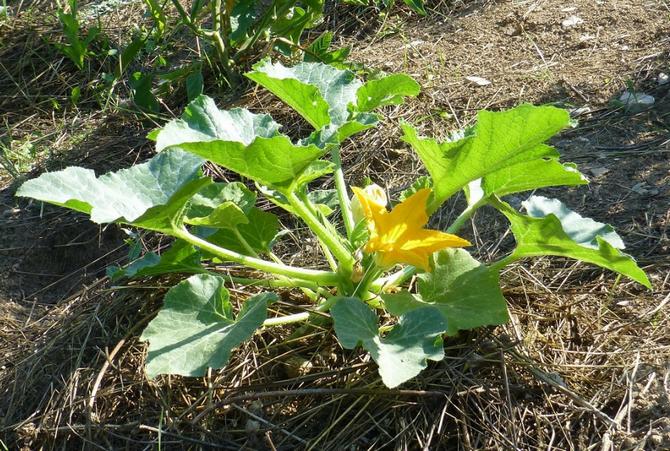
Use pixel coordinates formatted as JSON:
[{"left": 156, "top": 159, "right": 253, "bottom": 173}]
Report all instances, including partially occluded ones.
[{"left": 17, "top": 60, "right": 650, "bottom": 387}]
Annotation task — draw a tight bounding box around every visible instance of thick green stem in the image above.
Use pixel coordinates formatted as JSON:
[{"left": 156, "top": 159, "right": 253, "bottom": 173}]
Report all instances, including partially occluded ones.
[
  {"left": 262, "top": 292, "right": 338, "bottom": 327},
  {"left": 446, "top": 197, "right": 489, "bottom": 234},
  {"left": 174, "top": 226, "right": 340, "bottom": 285},
  {"left": 488, "top": 254, "right": 521, "bottom": 273},
  {"left": 370, "top": 265, "right": 416, "bottom": 292},
  {"left": 331, "top": 145, "right": 355, "bottom": 239},
  {"left": 299, "top": 192, "right": 339, "bottom": 271},
  {"left": 286, "top": 191, "right": 354, "bottom": 271}
]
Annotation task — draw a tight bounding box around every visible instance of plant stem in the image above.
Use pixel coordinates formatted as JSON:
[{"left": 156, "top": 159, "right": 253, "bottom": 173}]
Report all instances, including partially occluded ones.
[
  {"left": 331, "top": 145, "right": 355, "bottom": 239},
  {"left": 174, "top": 226, "right": 340, "bottom": 285},
  {"left": 488, "top": 254, "right": 521, "bottom": 273},
  {"left": 262, "top": 292, "right": 337, "bottom": 327},
  {"left": 370, "top": 265, "right": 416, "bottom": 292},
  {"left": 446, "top": 197, "right": 489, "bottom": 234},
  {"left": 286, "top": 191, "right": 354, "bottom": 271}
]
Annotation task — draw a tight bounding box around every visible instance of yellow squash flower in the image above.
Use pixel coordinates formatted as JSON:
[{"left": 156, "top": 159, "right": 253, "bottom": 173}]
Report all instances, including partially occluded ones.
[{"left": 352, "top": 187, "right": 471, "bottom": 272}]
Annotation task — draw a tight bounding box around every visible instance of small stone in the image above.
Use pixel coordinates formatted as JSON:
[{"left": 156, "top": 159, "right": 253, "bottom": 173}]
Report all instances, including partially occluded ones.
[
  {"left": 562, "top": 15, "right": 583, "bottom": 28},
  {"left": 589, "top": 167, "right": 610, "bottom": 177},
  {"left": 619, "top": 91, "right": 655, "bottom": 112},
  {"left": 658, "top": 73, "right": 669, "bottom": 85},
  {"left": 465, "top": 76, "right": 491, "bottom": 86}
]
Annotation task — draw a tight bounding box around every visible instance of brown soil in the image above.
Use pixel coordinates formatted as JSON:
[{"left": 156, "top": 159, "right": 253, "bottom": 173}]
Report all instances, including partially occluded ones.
[{"left": 1, "top": 0, "right": 669, "bottom": 449}]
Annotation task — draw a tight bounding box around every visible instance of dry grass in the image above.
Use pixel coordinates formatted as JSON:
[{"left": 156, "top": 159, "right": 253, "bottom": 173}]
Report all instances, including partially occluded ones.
[{"left": 2, "top": 0, "right": 670, "bottom": 449}]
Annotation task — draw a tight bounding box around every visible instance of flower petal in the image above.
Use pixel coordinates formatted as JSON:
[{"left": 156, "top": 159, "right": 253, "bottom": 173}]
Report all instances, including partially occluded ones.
[{"left": 385, "top": 188, "right": 431, "bottom": 234}]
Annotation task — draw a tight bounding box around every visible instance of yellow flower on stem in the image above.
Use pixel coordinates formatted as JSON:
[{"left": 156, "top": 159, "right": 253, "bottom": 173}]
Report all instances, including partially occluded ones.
[{"left": 352, "top": 187, "right": 471, "bottom": 272}]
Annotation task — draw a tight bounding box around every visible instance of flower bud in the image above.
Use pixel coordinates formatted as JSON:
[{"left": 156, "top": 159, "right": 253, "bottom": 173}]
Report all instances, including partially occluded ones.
[{"left": 351, "top": 183, "right": 387, "bottom": 223}]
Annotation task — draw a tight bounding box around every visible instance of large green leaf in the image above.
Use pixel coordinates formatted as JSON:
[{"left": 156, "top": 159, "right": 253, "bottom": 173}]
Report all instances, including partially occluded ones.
[
  {"left": 154, "top": 95, "right": 323, "bottom": 188},
  {"left": 494, "top": 197, "right": 651, "bottom": 288},
  {"left": 141, "top": 274, "right": 275, "bottom": 378},
  {"left": 16, "top": 149, "right": 204, "bottom": 225},
  {"left": 383, "top": 249, "right": 509, "bottom": 335},
  {"left": 402, "top": 104, "right": 571, "bottom": 212},
  {"left": 331, "top": 297, "right": 446, "bottom": 388},
  {"left": 247, "top": 61, "right": 419, "bottom": 145}
]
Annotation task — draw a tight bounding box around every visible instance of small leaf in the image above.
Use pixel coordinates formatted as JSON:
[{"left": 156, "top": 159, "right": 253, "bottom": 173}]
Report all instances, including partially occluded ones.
[
  {"left": 129, "top": 71, "right": 159, "bottom": 113},
  {"left": 207, "top": 208, "right": 280, "bottom": 256},
  {"left": 16, "top": 149, "right": 204, "bottom": 225},
  {"left": 331, "top": 297, "right": 446, "bottom": 388},
  {"left": 109, "top": 240, "right": 203, "bottom": 280},
  {"left": 403, "top": 104, "right": 571, "bottom": 212},
  {"left": 141, "top": 274, "right": 275, "bottom": 378},
  {"left": 494, "top": 198, "right": 651, "bottom": 288},
  {"left": 356, "top": 74, "right": 420, "bottom": 111},
  {"left": 186, "top": 69, "right": 204, "bottom": 101},
  {"left": 185, "top": 182, "right": 256, "bottom": 229},
  {"left": 308, "top": 189, "right": 338, "bottom": 216},
  {"left": 383, "top": 249, "right": 509, "bottom": 335},
  {"left": 396, "top": 176, "right": 432, "bottom": 203}
]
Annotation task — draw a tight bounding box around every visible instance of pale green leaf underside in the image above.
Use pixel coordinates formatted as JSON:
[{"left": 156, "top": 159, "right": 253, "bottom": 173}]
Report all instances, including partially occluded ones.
[
  {"left": 495, "top": 199, "right": 650, "bottom": 288},
  {"left": 16, "top": 149, "right": 204, "bottom": 224},
  {"left": 331, "top": 297, "right": 446, "bottom": 388},
  {"left": 156, "top": 95, "right": 280, "bottom": 150},
  {"left": 186, "top": 182, "right": 256, "bottom": 229},
  {"left": 247, "top": 59, "right": 362, "bottom": 128},
  {"left": 403, "top": 104, "right": 571, "bottom": 212},
  {"left": 383, "top": 249, "right": 509, "bottom": 335},
  {"left": 154, "top": 95, "right": 323, "bottom": 188},
  {"left": 141, "top": 274, "right": 275, "bottom": 378},
  {"left": 522, "top": 195, "right": 624, "bottom": 249}
]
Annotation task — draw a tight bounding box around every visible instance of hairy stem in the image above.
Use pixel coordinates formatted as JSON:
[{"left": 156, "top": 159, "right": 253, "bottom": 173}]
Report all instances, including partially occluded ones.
[
  {"left": 331, "top": 145, "right": 355, "bottom": 238},
  {"left": 286, "top": 191, "right": 354, "bottom": 272},
  {"left": 446, "top": 197, "right": 489, "bottom": 234},
  {"left": 174, "top": 226, "right": 340, "bottom": 285}
]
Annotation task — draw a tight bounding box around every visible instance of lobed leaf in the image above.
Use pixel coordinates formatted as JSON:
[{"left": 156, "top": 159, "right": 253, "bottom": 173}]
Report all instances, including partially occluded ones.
[
  {"left": 16, "top": 149, "right": 204, "bottom": 227},
  {"left": 383, "top": 249, "right": 509, "bottom": 335},
  {"left": 156, "top": 95, "right": 281, "bottom": 149},
  {"left": 246, "top": 59, "right": 361, "bottom": 128},
  {"left": 402, "top": 104, "right": 571, "bottom": 212},
  {"left": 154, "top": 96, "right": 323, "bottom": 188},
  {"left": 331, "top": 297, "right": 446, "bottom": 388},
  {"left": 141, "top": 274, "right": 275, "bottom": 378},
  {"left": 494, "top": 197, "right": 650, "bottom": 288}
]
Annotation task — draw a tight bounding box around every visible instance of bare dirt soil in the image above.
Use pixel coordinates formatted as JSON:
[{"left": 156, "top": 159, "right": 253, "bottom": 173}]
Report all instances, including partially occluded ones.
[{"left": 1, "top": 0, "right": 669, "bottom": 449}]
